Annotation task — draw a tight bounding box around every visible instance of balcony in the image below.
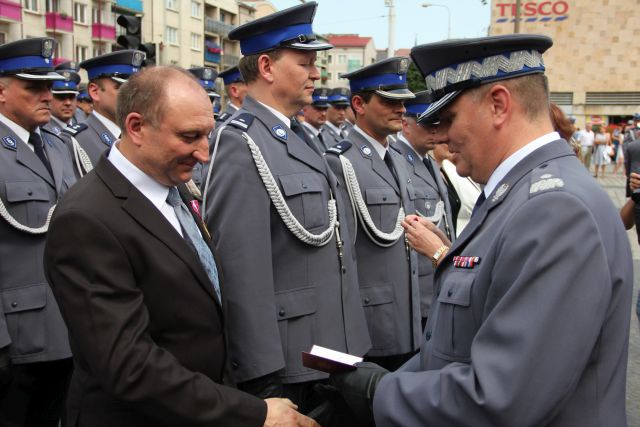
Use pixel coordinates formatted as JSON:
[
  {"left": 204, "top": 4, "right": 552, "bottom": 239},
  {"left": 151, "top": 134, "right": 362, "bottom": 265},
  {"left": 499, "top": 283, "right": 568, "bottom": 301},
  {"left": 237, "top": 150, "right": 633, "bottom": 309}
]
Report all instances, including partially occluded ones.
[
  {"left": 222, "top": 54, "right": 239, "bottom": 67},
  {"left": 0, "top": 0, "right": 21, "bottom": 22},
  {"left": 92, "top": 22, "right": 116, "bottom": 40},
  {"left": 45, "top": 12, "right": 73, "bottom": 33},
  {"left": 115, "top": 0, "right": 142, "bottom": 13},
  {"left": 204, "top": 17, "right": 234, "bottom": 37},
  {"left": 205, "top": 51, "right": 221, "bottom": 64}
]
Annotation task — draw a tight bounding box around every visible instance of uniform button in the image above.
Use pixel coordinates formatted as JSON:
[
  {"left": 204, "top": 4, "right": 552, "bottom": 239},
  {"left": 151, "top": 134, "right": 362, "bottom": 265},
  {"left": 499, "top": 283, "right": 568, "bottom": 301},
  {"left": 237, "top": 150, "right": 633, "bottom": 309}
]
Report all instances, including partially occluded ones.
[
  {"left": 11, "top": 301, "right": 17, "bottom": 308},
  {"left": 341, "top": 267, "right": 347, "bottom": 274},
  {"left": 382, "top": 197, "right": 387, "bottom": 201},
  {"left": 436, "top": 290, "right": 440, "bottom": 297},
  {"left": 425, "top": 330, "right": 431, "bottom": 341},
  {"left": 412, "top": 269, "right": 416, "bottom": 275},
  {"left": 278, "top": 308, "right": 285, "bottom": 317},
  {"left": 364, "top": 297, "right": 370, "bottom": 304},
  {"left": 231, "top": 361, "right": 239, "bottom": 369},
  {"left": 447, "top": 289, "right": 453, "bottom": 297},
  {"left": 302, "top": 184, "right": 308, "bottom": 189},
  {"left": 27, "top": 191, "right": 33, "bottom": 196}
]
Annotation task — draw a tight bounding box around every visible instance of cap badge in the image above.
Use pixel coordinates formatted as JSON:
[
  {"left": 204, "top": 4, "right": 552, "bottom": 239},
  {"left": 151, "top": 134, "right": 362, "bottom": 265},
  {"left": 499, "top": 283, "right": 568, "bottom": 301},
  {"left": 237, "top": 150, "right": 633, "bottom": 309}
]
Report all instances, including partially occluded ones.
[
  {"left": 272, "top": 125, "right": 287, "bottom": 140},
  {"left": 399, "top": 58, "right": 410, "bottom": 73},
  {"left": 203, "top": 68, "right": 213, "bottom": 80},
  {"left": 133, "top": 52, "right": 145, "bottom": 67},
  {"left": 42, "top": 39, "right": 53, "bottom": 58}
]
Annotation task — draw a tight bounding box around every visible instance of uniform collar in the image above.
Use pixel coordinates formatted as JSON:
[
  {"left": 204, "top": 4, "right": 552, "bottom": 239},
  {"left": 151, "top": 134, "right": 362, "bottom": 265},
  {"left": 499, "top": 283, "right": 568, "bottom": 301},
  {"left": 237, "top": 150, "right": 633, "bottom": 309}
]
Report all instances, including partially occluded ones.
[
  {"left": 108, "top": 141, "right": 170, "bottom": 213},
  {"left": 353, "top": 124, "right": 387, "bottom": 160},
  {"left": 397, "top": 133, "right": 424, "bottom": 159},
  {"left": 302, "top": 120, "right": 320, "bottom": 137},
  {"left": 50, "top": 115, "right": 68, "bottom": 129},
  {"left": 325, "top": 121, "right": 342, "bottom": 135},
  {"left": 0, "top": 111, "right": 41, "bottom": 145},
  {"left": 484, "top": 131, "right": 560, "bottom": 198},
  {"left": 92, "top": 110, "right": 121, "bottom": 139},
  {"left": 257, "top": 100, "right": 291, "bottom": 128}
]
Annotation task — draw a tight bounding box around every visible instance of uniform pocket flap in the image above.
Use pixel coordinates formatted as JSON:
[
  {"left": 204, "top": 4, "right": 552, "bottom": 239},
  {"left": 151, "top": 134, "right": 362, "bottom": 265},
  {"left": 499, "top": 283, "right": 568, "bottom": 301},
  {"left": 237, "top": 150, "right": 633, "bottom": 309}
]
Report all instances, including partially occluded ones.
[
  {"left": 437, "top": 273, "right": 474, "bottom": 306},
  {"left": 361, "top": 284, "right": 394, "bottom": 306},
  {"left": 279, "top": 173, "right": 324, "bottom": 197},
  {"left": 2, "top": 284, "right": 47, "bottom": 313},
  {"left": 275, "top": 287, "right": 317, "bottom": 320},
  {"left": 365, "top": 188, "right": 399, "bottom": 205},
  {"left": 5, "top": 181, "right": 49, "bottom": 202}
]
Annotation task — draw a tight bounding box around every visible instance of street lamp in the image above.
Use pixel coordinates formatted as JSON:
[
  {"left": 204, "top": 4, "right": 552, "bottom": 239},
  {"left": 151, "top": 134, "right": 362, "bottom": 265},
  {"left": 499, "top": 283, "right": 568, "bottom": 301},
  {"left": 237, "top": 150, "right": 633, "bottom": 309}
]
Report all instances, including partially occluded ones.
[{"left": 422, "top": 3, "right": 451, "bottom": 39}]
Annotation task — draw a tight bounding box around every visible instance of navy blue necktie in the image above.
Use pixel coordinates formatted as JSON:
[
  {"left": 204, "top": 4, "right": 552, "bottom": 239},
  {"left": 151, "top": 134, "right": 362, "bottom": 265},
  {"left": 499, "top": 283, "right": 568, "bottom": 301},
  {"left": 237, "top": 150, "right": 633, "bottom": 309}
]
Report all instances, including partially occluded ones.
[
  {"left": 30, "top": 132, "right": 53, "bottom": 178},
  {"left": 167, "top": 187, "right": 221, "bottom": 305}
]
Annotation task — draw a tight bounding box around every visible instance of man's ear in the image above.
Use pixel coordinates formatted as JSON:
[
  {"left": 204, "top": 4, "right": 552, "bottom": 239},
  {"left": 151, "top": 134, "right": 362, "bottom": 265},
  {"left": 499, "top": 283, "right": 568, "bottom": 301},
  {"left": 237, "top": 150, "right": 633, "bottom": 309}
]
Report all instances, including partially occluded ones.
[
  {"left": 352, "top": 95, "right": 366, "bottom": 116},
  {"left": 257, "top": 54, "right": 275, "bottom": 83},
  {"left": 487, "top": 84, "right": 511, "bottom": 129},
  {"left": 124, "top": 112, "right": 145, "bottom": 146}
]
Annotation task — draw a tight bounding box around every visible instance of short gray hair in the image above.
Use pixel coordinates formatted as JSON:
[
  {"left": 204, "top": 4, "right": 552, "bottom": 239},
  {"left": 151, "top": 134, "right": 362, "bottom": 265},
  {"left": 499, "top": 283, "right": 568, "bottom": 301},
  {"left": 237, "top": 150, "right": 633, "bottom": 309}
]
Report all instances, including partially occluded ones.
[{"left": 116, "top": 66, "right": 200, "bottom": 131}]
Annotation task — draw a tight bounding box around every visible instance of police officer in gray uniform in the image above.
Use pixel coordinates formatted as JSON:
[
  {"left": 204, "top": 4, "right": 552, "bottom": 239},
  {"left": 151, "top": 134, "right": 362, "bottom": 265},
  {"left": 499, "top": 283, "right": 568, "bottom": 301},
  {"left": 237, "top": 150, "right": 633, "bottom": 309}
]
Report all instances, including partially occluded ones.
[
  {"left": 203, "top": 2, "right": 370, "bottom": 421},
  {"left": 390, "top": 91, "right": 454, "bottom": 326},
  {"left": 0, "top": 37, "right": 78, "bottom": 427},
  {"left": 325, "top": 57, "right": 421, "bottom": 371},
  {"left": 331, "top": 34, "right": 633, "bottom": 427},
  {"left": 216, "top": 65, "right": 247, "bottom": 125},
  {"left": 301, "top": 87, "right": 331, "bottom": 151},
  {"left": 321, "top": 87, "right": 350, "bottom": 147},
  {"left": 65, "top": 50, "right": 144, "bottom": 166}
]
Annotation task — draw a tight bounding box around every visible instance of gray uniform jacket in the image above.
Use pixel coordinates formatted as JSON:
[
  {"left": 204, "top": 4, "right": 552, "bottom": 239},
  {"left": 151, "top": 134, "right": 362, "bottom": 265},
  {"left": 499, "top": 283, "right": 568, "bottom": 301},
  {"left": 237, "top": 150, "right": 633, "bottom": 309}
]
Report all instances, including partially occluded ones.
[
  {"left": 0, "top": 121, "right": 77, "bottom": 363},
  {"left": 204, "top": 96, "right": 370, "bottom": 385},
  {"left": 325, "top": 130, "right": 422, "bottom": 357},
  {"left": 373, "top": 141, "right": 633, "bottom": 427},
  {"left": 391, "top": 139, "right": 454, "bottom": 319},
  {"left": 65, "top": 113, "right": 117, "bottom": 165},
  {"left": 320, "top": 123, "right": 343, "bottom": 149},
  {"left": 215, "top": 103, "right": 239, "bottom": 126}
]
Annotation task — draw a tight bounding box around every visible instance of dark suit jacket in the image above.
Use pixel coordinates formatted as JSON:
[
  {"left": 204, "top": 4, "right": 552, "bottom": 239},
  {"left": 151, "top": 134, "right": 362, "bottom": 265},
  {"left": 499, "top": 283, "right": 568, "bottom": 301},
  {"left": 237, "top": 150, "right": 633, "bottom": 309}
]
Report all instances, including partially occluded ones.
[{"left": 44, "top": 155, "right": 266, "bottom": 427}]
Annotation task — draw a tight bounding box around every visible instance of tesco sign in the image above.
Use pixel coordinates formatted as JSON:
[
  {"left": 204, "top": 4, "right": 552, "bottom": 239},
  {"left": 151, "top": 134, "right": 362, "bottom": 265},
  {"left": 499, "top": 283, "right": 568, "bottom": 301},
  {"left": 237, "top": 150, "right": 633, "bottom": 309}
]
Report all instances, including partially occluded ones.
[{"left": 495, "top": 1, "right": 569, "bottom": 23}]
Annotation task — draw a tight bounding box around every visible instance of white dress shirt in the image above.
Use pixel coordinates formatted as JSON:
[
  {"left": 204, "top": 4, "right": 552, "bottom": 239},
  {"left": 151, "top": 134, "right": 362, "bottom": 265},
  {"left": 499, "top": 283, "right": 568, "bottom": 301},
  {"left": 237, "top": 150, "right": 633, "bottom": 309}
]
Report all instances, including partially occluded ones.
[
  {"left": 108, "top": 141, "right": 183, "bottom": 237},
  {"left": 93, "top": 111, "right": 121, "bottom": 138},
  {"left": 0, "top": 111, "right": 43, "bottom": 151}
]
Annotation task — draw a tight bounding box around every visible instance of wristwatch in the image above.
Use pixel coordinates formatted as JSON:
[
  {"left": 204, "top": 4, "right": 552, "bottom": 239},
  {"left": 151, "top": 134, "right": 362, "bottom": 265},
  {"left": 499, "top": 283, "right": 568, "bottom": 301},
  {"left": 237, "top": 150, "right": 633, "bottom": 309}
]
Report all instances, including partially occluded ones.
[{"left": 431, "top": 245, "right": 449, "bottom": 268}]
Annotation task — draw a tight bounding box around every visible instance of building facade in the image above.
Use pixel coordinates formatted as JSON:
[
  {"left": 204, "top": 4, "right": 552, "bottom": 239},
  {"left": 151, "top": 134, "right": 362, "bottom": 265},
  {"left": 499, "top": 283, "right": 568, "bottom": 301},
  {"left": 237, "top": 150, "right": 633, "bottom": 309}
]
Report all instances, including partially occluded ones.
[
  {"left": 490, "top": 0, "right": 639, "bottom": 127},
  {"left": 325, "top": 34, "right": 377, "bottom": 88}
]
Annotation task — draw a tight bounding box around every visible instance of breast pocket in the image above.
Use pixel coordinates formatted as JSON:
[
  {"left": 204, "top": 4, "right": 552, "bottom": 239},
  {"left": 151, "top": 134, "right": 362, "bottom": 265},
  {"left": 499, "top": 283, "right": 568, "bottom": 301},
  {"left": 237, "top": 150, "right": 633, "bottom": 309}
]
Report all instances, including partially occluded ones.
[
  {"left": 431, "top": 272, "right": 476, "bottom": 362},
  {"left": 274, "top": 286, "right": 318, "bottom": 373},
  {"left": 361, "top": 284, "right": 395, "bottom": 349},
  {"left": 2, "top": 284, "right": 47, "bottom": 356},
  {"left": 4, "top": 181, "right": 52, "bottom": 226},
  {"left": 365, "top": 188, "right": 400, "bottom": 232},
  {"left": 279, "top": 173, "right": 328, "bottom": 230},
  {"left": 410, "top": 187, "right": 438, "bottom": 217}
]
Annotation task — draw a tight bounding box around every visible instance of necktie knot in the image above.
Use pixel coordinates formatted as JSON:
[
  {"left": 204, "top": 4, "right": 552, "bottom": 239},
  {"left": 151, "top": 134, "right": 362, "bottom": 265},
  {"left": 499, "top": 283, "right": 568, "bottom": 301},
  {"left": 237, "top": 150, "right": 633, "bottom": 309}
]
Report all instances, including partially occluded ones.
[
  {"left": 471, "top": 192, "right": 486, "bottom": 216},
  {"left": 29, "top": 132, "right": 43, "bottom": 148},
  {"left": 166, "top": 186, "right": 181, "bottom": 207}
]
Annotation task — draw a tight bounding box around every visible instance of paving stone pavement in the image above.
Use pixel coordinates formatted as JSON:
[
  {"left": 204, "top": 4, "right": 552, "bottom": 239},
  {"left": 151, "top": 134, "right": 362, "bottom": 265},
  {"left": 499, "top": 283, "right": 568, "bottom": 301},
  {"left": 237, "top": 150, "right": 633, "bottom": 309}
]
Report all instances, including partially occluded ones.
[{"left": 595, "top": 166, "right": 639, "bottom": 426}]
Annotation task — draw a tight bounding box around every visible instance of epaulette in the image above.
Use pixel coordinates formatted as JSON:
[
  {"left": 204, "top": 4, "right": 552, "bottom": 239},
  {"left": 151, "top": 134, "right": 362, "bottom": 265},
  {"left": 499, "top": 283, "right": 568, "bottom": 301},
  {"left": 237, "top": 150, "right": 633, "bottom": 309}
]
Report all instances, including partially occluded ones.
[
  {"left": 227, "top": 113, "right": 254, "bottom": 131},
  {"left": 63, "top": 123, "right": 88, "bottom": 136},
  {"left": 325, "top": 140, "right": 352, "bottom": 155},
  {"left": 41, "top": 125, "right": 62, "bottom": 138},
  {"left": 216, "top": 112, "right": 231, "bottom": 123},
  {"left": 528, "top": 162, "right": 565, "bottom": 197}
]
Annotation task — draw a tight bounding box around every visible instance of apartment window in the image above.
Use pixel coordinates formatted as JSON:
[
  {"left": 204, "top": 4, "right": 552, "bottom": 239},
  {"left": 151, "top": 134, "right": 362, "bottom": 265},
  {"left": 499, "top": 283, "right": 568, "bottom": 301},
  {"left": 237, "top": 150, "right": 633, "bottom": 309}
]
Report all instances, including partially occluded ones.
[
  {"left": 220, "top": 10, "right": 226, "bottom": 22},
  {"left": 73, "top": 2, "right": 87, "bottom": 23},
  {"left": 91, "top": 6, "right": 100, "bottom": 23},
  {"left": 92, "top": 44, "right": 106, "bottom": 57},
  {"left": 166, "top": 0, "right": 178, "bottom": 10},
  {"left": 45, "top": 0, "right": 58, "bottom": 12},
  {"left": 166, "top": 26, "right": 178, "bottom": 44},
  {"left": 190, "top": 33, "right": 201, "bottom": 50},
  {"left": 0, "top": 33, "right": 5, "bottom": 44},
  {"left": 24, "top": 0, "right": 38, "bottom": 12},
  {"left": 190, "top": 0, "right": 200, "bottom": 17},
  {"left": 338, "top": 55, "right": 346, "bottom": 64},
  {"left": 75, "top": 45, "right": 88, "bottom": 62}
]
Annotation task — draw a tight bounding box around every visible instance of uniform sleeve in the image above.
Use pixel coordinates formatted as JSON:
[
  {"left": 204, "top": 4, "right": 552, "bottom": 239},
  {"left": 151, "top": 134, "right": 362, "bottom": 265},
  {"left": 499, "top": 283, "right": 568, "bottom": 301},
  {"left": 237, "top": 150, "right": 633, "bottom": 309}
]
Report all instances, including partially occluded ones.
[
  {"left": 373, "top": 191, "right": 625, "bottom": 427},
  {"left": 204, "top": 128, "right": 285, "bottom": 383},
  {"left": 44, "top": 209, "right": 267, "bottom": 427}
]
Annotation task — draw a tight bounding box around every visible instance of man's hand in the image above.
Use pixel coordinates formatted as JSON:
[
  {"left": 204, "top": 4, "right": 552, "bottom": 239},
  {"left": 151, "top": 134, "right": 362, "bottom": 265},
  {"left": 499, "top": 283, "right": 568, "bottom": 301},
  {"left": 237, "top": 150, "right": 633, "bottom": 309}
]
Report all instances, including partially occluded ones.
[
  {"left": 630, "top": 172, "right": 640, "bottom": 191},
  {"left": 402, "top": 214, "right": 448, "bottom": 257},
  {"left": 329, "top": 362, "right": 389, "bottom": 424},
  {"left": 263, "top": 398, "right": 320, "bottom": 427},
  {"left": 0, "top": 345, "right": 12, "bottom": 396}
]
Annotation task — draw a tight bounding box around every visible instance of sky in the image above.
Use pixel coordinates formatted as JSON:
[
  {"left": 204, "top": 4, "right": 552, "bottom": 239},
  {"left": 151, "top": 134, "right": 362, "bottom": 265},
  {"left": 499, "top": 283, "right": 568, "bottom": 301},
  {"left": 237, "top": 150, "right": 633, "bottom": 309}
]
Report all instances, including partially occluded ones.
[{"left": 269, "top": 0, "right": 492, "bottom": 51}]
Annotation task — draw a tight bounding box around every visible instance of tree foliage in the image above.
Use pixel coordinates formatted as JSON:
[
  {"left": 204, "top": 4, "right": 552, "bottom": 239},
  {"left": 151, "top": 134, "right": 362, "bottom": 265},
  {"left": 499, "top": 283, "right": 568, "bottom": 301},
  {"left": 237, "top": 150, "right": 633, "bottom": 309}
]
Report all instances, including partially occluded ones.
[{"left": 407, "top": 61, "right": 427, "bottom": 93}]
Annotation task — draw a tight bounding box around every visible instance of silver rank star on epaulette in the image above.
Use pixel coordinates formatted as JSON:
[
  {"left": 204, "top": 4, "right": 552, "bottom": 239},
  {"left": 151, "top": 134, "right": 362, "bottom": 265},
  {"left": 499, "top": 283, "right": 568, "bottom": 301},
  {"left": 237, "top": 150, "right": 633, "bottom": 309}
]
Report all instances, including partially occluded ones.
[
  {"left": 530, "top": 173, "right": 564, "bottom": 194},
  {"left": 453, "top": 255, "right": 481, "bottom": 268}
]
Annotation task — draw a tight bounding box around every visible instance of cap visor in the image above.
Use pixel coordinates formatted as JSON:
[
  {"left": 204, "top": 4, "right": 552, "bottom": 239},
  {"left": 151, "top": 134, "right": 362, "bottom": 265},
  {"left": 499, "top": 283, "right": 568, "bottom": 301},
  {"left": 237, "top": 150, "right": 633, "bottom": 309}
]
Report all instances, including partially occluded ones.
[
  {"left": 286, "top": 40, "right": 333, "bottom": 51},
  {"left": 111, "top": 76, "right": 129, "bottom": 84},
  {"left": 15, "top": 71, "right": 65, "bottom": 81},
  {"left": 52, "top": 90, "right": 80, "bottom": 95},
  {"left": 208, "top": 92, "right": 221, "bottom": 98},
  {"left": 418, "top": 90, "right": 461, "bottom": 124},
  {"left": 374, "top": 88, "right": 415, "bottom": 100}
]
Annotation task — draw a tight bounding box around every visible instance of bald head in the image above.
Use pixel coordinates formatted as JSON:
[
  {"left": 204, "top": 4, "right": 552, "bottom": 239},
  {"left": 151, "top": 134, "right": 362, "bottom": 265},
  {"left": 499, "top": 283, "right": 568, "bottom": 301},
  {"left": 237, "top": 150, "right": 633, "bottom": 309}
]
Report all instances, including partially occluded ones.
[{"left": 116, "top": 66, "right": 205, "bottom": 133}]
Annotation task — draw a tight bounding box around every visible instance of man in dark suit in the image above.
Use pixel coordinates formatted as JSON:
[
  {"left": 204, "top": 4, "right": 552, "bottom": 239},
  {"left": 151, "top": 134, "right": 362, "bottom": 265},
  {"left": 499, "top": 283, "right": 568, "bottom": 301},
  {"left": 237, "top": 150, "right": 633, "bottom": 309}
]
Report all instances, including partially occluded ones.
[{"left": 44, "top": 65, "right": 317, "bottom": 427}]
